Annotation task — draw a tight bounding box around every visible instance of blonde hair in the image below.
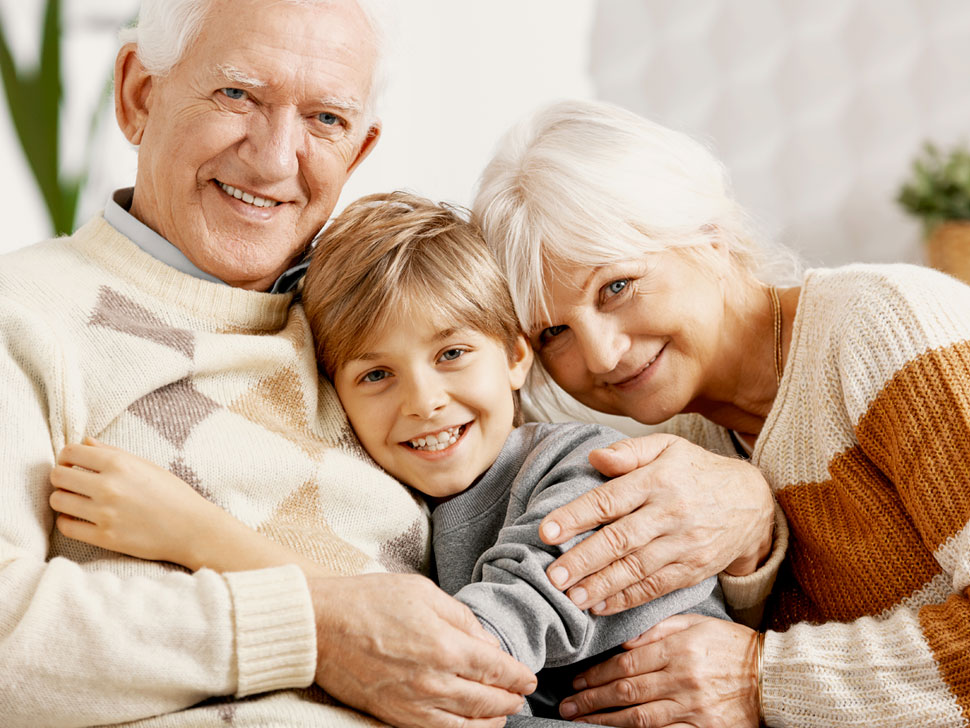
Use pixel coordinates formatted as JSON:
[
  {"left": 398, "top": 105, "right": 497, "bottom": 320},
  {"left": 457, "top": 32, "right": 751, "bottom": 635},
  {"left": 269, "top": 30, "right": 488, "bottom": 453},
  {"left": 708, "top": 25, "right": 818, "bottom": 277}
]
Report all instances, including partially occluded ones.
[
  {"left": 473, "top": 98, "right": 800, "bottom": 334},
  {"left": 302, "top": 191, "right": 522, "bottom": 378}
]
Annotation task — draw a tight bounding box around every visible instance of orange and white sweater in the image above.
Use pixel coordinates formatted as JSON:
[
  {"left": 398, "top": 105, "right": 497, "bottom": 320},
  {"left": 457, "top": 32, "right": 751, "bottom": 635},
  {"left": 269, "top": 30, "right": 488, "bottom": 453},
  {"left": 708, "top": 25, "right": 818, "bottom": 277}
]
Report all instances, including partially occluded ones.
[
  {"left": 671, "top": 264, "right": 970, "bottom": 727},
  {"left": 0, "top": 216, "right": 429, "bottom": 727}
]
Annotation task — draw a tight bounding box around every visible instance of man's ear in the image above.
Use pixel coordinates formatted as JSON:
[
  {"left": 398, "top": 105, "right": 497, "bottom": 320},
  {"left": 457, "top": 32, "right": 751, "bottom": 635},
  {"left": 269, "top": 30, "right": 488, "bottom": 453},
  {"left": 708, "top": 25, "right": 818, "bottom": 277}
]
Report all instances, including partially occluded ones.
[
  {"left": 114, "top": 43, "right": 154, "bottom": 146},
  {"left": 346, "top": 121, "right": 381, "bottom": 174},
  {"left": 508, "top": 334, "right": 534, "bottom": 391}
]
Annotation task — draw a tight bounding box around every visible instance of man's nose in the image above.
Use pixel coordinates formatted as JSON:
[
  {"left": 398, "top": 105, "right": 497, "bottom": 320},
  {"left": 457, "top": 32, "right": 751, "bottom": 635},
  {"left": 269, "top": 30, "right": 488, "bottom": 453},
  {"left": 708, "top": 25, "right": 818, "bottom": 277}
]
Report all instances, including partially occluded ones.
[
  {"left": 241, "top": 107, "right": 303, "bottom": 180},
  {"left": 401, "top": 372, "right": 448, "bottom": 420}
]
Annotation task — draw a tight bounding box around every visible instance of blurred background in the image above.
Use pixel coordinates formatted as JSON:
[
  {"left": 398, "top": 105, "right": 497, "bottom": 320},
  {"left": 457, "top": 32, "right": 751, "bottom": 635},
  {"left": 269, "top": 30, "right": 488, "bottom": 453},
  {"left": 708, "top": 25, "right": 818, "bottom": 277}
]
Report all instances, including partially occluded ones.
[{"left": 2, "top": 0, "right": 969, "bottom": 269}]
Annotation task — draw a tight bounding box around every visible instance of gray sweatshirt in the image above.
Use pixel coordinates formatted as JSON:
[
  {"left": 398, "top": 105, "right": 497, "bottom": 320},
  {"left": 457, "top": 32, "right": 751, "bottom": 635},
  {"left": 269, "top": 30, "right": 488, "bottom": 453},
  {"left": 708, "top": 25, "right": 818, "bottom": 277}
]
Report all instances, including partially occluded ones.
[{"left": 432, "top": 422, "right": 728, "bottom": 717}]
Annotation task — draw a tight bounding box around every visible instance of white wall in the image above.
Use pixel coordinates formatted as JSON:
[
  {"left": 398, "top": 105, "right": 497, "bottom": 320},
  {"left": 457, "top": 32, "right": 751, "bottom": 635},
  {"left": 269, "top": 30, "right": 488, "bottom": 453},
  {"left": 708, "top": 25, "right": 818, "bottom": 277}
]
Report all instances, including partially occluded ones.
[
  {"left": 0, "top": 0, "right": 595, "bottom": 254},
  {"left": 591, "top": 0, "right": 970, "bottom": 268}
]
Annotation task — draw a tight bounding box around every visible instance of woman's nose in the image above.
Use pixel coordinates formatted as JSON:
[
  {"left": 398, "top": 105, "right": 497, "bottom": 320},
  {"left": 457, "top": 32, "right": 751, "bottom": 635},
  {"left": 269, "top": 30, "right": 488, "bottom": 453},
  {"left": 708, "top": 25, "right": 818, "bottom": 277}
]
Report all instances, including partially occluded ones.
[{"left": 576, "top": 322, "right": 626, "bottom": 375}]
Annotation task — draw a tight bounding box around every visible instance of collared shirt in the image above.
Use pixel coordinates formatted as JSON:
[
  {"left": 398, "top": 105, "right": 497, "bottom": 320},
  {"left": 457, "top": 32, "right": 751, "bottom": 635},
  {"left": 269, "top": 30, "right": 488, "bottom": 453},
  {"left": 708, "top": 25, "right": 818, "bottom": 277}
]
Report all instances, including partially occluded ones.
[{"left": 103, "top": 188, "right": 310, "bottom": 294}]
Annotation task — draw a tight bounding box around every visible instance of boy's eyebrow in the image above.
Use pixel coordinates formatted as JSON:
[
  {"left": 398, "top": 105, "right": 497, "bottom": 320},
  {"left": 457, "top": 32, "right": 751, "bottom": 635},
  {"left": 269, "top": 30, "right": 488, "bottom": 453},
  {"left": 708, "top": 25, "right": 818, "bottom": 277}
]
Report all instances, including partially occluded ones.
[{"left": 345, "top": 328, "right": 473, "bottom": 364}]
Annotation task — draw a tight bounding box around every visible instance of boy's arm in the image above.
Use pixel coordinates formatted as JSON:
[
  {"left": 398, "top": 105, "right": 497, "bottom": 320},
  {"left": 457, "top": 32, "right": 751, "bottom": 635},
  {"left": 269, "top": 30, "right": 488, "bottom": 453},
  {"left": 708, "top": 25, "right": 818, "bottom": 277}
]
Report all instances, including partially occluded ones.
[
  {"left": 445, "top": 424, "right": 726, "bottom": 673},
  {"left": 50, "top": 439, "right": 334, "bottom": 577}
]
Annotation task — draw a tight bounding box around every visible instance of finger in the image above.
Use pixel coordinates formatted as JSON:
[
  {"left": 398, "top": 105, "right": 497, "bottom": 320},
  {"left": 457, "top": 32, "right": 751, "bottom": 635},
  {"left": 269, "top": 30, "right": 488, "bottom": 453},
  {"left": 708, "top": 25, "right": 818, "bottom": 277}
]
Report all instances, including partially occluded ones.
[
  {"left": 622, "top": 614, "right": 706, "bottom": 649},
  {"left": 56, "top": 443, "right": 115, "bottom": 472},
  {"left": 589, "top": 560, "right": 698, "bottom": 615},
  {"left": 430, "top": 674, "right": 527, "bottom": 720},
  {"left": 547, "top": 511, "right": 670, "bottom": 596},
  {"left": 540, "top": 470, "right": 663, "bottom": 549},
  {"left": 573, "top": 704, "right": 684, "bottom": 728},
  {"left": 587, "top": 433, "right": 675, "bottom": 478},
  {"left": 573, "top": 643, "right": 668, "bottom": 691},
  {"left": 434, "top": 596, "right": 538, "bottom": 695},
  {"left": 49, "top": 488, "right": 99, "bottom": 522},
  {"left": 54, "top": 513, "right": 102, "bottom": 545},
  {"left": 49, "top": 464, "right": 102, "bottom": 497},
  {"left": 561, "top": 672, "right": 671, "bottom": 719},
  {"left": 83, "top": 436, "right": 123, "bottom": 452},
  {"left": 576, "top": 705, "right": 687, "bottom": 728}
]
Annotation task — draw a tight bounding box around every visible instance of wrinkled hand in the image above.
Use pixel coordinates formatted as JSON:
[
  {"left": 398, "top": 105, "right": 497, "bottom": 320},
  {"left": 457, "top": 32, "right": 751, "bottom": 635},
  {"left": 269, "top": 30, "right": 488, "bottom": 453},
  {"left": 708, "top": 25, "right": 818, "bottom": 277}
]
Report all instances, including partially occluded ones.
[
  {"left": 540, "top": 434, "right": 774, "bottom": 614},
  {"left": 561, "top": 614, "right": 759, "bottom": 727},
  {"left": 50, "top": 438, "right": 217, "bottom": 565},
  {"left": 311, "top": 573, "right": 537, "bottom": 728}
]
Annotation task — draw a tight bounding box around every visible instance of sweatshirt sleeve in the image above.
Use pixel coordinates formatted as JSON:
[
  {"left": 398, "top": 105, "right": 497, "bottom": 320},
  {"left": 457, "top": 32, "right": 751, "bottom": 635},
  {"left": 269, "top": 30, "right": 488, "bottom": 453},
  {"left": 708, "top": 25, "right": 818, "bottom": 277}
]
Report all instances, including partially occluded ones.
[
  {"left": 763, "top": 270, "right": 970, "bottom": 727},
  {"left": 449, "top": 424, "right": 727, "bottom": 673},
  {"left": 0, "top": 299, "right": 317, "bottom": 728}
]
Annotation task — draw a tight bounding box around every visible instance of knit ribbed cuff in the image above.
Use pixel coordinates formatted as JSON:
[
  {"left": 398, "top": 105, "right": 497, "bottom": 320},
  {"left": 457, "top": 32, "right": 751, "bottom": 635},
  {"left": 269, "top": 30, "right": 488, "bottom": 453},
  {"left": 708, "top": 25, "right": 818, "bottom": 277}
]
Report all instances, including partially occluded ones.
[
  {"left": 224, "top": 565, "right": 317, "bottom": 697},
  {"left": 719, "top": 501, "right": 789, "bottom": 627}
]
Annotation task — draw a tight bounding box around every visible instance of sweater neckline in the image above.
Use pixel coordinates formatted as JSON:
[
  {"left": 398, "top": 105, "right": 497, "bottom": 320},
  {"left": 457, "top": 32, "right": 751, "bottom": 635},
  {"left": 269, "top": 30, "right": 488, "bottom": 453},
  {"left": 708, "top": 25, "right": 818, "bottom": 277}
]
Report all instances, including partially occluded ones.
[
  {"left": 750, "top": 270, "right": 815, "bottom": 465},
  {"left": 70, "top": 215, "right": 295, "bottom": 332}
]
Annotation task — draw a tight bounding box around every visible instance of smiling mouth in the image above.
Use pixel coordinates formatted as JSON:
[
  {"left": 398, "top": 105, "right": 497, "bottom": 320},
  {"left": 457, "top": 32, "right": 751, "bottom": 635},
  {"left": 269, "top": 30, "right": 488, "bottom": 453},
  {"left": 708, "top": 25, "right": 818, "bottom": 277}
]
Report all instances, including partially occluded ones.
[
  {"left": 613, "top": 346, "right": 665, "bottom": 387},
  {"left": 217, "top": 180, "right": 281, "bottom": 208},
  {"left": 405, "top": 424, "right": 468, "bottom": 452}
]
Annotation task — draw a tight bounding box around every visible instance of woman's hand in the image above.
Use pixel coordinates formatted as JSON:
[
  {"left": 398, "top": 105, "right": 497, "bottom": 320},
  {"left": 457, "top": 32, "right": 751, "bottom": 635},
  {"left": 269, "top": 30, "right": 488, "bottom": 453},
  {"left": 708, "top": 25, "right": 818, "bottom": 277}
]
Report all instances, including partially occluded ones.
[
  {"left": 560, "top": 614, "right": 760, "bottom": 727},
  {"left": 49, "top": 438, "right": 219, "bottom": 567},
  {"left": 540, "top": 433, "right": 775, "bottom": 613}
]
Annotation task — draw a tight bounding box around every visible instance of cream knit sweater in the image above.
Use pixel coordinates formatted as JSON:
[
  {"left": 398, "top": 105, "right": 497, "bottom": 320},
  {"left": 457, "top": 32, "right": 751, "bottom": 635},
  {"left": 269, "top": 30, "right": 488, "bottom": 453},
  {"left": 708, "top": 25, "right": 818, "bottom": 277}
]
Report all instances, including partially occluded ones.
[
  {"left": 0, "top": 216, "right": 429, "bottom": 727},
  {"left": 668, "top": 264, "right": 970, "bottom": 727}
]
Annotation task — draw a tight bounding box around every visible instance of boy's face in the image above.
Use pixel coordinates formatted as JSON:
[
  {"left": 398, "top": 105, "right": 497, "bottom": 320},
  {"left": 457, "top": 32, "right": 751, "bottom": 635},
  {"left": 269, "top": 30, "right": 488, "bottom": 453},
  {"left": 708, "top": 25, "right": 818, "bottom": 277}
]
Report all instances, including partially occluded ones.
[{"left": 333, "top": 311, "right": 533, "bottom": 499}]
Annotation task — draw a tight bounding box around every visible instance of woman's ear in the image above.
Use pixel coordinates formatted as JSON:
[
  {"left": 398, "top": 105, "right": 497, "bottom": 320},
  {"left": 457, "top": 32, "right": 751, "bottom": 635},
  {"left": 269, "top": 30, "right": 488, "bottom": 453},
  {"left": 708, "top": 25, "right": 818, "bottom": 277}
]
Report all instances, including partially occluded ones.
[
  {"left": 114, "top": 43, "right": 154, "bottom": 146},
  {"left": 508, "top": 334, "right": 534, "bottom": 391}
]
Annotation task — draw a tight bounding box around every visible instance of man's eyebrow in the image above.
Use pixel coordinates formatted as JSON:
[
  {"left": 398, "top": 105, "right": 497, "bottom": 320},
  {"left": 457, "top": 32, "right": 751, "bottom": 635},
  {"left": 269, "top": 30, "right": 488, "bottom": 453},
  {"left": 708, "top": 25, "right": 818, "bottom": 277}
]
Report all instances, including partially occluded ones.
[
  {"left": 214, "top": 64, "right": 267, "bottom": 88},
  {"left": 318, "top": 96, "right": 362, "bottom": 114}
]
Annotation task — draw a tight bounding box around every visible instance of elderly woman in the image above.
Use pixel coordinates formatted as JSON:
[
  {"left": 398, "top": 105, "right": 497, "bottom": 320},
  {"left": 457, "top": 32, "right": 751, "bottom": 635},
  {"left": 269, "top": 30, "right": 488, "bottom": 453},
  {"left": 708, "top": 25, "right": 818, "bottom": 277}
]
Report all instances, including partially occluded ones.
[{"left": 473, "top": 99, "right": 970, "bottom": 727}]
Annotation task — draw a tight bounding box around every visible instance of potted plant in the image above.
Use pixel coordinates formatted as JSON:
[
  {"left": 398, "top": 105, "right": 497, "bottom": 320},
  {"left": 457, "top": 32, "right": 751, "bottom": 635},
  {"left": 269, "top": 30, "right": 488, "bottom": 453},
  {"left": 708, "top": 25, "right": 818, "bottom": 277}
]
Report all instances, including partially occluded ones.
[{"left": 897, "top": 141, "right": 970, "bottom": 284}]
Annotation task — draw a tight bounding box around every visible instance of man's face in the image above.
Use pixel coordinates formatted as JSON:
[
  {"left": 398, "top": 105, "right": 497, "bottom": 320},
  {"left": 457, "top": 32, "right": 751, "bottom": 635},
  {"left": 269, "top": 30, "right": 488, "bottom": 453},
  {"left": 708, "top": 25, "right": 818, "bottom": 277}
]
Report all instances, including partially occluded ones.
[{"left": 125, "top": 0, "right": 380, "bottom": 290}]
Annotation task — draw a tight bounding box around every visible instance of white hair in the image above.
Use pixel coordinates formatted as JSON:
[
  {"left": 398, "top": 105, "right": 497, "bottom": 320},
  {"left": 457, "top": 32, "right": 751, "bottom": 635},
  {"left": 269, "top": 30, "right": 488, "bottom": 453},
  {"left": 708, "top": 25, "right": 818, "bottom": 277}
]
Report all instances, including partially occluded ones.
[
  {"left": 472, "top": 98, "right": 801, "bottom": 338},
  {"left": 118, "top": 0, "right": 392, "bottom": 121}
]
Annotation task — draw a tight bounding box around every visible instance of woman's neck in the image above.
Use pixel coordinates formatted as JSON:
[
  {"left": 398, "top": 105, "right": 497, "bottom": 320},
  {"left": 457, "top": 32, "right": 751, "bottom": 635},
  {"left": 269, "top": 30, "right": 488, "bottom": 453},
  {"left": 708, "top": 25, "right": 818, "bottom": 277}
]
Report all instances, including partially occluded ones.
[{"left": 686, "top": 281, "right": 799, "bottom": 440}]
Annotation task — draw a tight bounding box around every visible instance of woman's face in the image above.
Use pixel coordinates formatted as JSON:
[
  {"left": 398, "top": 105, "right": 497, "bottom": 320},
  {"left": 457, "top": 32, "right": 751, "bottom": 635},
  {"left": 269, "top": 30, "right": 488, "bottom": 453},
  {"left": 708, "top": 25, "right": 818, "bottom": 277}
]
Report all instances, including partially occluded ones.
[{"left": 531, "top": 248, "right": 726, "bottom": 424}]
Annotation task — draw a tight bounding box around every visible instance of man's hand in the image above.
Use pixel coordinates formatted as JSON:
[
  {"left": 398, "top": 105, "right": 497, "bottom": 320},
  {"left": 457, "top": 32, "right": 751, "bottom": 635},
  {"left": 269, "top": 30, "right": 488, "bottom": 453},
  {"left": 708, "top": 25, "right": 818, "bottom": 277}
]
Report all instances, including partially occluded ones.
[
  {"left": 538, "top": 434, "right": 775, "bottom": 614},
  {"left": 310, "top": 573, "right": 537, "bottom": 728}
]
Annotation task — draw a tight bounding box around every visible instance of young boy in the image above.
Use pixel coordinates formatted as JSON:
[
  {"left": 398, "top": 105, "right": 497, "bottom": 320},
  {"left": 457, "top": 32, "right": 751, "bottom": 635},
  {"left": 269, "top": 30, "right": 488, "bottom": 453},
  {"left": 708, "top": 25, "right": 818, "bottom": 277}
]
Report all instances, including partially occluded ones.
[{"left": 50, "top": 191, "right": 727, "bottom": 718}]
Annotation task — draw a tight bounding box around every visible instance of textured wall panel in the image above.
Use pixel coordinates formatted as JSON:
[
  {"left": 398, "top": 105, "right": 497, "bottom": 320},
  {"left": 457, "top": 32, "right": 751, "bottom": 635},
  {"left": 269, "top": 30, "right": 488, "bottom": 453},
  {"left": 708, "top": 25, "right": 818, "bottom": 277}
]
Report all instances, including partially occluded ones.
[{"left": 591, "top": 0, "right": 970, "bottom": 267}]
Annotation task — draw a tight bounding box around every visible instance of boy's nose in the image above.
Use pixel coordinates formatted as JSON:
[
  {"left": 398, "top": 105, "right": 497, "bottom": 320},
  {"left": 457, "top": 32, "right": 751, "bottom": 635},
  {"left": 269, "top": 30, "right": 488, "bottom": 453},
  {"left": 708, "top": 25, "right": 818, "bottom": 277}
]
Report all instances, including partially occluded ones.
[{"left": 401, "top": 373, "right": 448, "bottom": 419}]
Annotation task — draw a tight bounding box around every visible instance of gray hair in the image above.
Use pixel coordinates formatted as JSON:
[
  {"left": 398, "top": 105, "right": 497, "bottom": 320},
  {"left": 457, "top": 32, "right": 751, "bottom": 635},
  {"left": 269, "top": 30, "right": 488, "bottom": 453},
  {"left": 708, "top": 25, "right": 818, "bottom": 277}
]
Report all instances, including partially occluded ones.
[
  {"left": 472, "top": 98, "right": 801, "bottom": 336},
  {"left": 118, "top": 0, "right": 391, "bottom": 122}
]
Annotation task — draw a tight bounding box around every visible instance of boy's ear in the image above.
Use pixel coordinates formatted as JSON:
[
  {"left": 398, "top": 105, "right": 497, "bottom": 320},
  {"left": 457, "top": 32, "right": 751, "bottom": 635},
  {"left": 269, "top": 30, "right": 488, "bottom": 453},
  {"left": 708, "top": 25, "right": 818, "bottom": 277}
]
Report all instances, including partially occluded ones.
[{"left": 508, "top": 334, "right": 534, "bottom": 391}]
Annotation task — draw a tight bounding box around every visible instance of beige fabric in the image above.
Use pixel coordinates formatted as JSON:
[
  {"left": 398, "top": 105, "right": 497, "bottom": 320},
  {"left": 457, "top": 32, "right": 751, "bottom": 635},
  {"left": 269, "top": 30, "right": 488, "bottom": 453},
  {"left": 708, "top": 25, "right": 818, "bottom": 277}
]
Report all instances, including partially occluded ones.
[{"left": 0, "top": 216, "right": 430, "bottom": 727}]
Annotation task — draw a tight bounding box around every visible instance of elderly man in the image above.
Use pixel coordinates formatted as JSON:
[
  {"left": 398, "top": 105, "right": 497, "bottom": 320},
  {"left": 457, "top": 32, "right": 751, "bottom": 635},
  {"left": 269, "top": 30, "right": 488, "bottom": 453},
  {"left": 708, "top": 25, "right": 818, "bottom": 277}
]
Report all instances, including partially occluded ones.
[
  {"left": 0, "top": 1, "right": 537, "bottom": 726},
  {"left": 1, "top": 1, "right": 782, "bottom": 727}
]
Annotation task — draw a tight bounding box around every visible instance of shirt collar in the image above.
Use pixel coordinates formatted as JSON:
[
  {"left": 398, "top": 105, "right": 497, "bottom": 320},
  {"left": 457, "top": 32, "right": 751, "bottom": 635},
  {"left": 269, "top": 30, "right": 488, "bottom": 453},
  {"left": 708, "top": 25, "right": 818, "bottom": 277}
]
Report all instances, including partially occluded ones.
[{"left": 103, "top": 188, "right": 309, "bottom": 294}]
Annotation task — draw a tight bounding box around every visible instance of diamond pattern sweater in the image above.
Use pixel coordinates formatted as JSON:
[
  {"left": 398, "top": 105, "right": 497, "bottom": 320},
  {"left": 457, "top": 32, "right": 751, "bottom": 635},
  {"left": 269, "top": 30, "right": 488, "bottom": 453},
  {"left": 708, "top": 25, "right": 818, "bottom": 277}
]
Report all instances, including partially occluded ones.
[{"left": 0, "top": 216, "right": 429, "bottom": 727}]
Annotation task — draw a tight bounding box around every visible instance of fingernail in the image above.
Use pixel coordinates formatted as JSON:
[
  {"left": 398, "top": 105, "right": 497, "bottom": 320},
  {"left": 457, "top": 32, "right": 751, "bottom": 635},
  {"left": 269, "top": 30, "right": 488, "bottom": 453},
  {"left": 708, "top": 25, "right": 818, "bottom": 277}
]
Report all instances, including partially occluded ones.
[
  {"left": 549, "top": 566, "right": 569, "bottom": 587},
  {"left": 570, "top": 587, "right": 588, "bottom": 606},
  {"left": 592, "top": 601, "right": 607, "bottom": 613},
  {"left": 573, "top": 677, "right": 587, "bottom": 690},
  {"left": 542, "top": 521, "right": 561, "bottom": 540},
  {"left": 560, "top": 702, "right": 578, "bottom": 718}
]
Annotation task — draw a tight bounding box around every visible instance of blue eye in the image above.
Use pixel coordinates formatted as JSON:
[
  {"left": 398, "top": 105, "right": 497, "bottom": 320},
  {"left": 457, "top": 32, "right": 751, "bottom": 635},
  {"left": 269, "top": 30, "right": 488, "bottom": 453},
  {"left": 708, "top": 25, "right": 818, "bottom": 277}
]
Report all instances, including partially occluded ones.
[
  {"left": 362, "top": 369, "right": 389, "bottom": 383},
  {"left": 606, "top": 279, "right": 628, "bottom": 296},
  {"left": 221, "top": 88, "right": 247, "bottom": 100},
  {"left": 440, "top": 348, "right": 464, "bottom": 362},
  {"left": 318, "top": 112, "right": 341, "bottom": 126}
]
